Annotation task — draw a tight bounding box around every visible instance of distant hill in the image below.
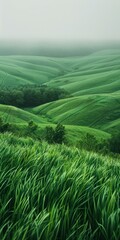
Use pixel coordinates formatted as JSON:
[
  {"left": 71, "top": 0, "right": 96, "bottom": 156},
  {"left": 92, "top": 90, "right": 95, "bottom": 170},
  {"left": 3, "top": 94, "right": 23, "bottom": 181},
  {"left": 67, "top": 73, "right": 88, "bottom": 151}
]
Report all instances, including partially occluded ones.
[
  {"left": 48, "top": 50, "right": 120, "bottom": 96},
  {"left": 0, "top": 50, "right": 120, "bottom": 96},
  {"left": 0, "top": 56, "right": 69, "bottom": 87},
  {"left": 0, "top": 48, "right": 120, "bottom": 136},
  {"left": 0, "top": 41, "right": 120, "bottom": 56}
]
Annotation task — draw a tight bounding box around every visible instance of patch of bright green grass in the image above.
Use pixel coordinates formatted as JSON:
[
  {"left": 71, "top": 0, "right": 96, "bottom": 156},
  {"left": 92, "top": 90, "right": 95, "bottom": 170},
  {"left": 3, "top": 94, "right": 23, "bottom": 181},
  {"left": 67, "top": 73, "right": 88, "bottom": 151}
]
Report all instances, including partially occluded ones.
[
  {"left": 33, "top": 93, "right": 120, "bottom": 132},
  {"left": 0, "top": 133, "right": 119, "bottom": 240},
  {"left": 0, "top": 104, "right": 47, "bottom": 124}
]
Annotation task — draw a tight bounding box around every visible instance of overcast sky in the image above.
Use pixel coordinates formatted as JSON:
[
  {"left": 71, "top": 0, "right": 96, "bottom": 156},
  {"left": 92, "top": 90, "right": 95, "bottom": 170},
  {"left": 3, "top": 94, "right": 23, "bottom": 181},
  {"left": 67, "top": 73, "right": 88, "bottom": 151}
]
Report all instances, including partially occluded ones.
[{"left": 0, "top": 0, "right": 120, "bottom": 42}]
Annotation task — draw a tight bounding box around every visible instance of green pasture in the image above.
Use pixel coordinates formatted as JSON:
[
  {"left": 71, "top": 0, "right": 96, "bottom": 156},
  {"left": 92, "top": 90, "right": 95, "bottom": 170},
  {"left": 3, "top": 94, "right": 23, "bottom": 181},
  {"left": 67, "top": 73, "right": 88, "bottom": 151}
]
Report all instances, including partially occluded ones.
[{"left": 0, "top": 133, "right": 119, "bottom": 240}]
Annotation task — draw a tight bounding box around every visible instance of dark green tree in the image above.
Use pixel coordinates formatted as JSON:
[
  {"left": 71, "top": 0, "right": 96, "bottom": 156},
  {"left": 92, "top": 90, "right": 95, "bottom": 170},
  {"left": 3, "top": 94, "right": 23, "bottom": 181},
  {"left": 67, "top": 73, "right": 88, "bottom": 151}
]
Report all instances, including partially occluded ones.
[
  {"left": 77, "top": 133, "right": 98, "bottom": 151},
  {"left": 45, "top": 124, "right": 66, "bottom": 144},
  {"left": 0, "top": 117, "right": 10, "bottom": 132},
  {"left": 45, "top": 126, "right": 55, "bottom": 144},
  {"left": 109, "top": 133, "right": 120, "bottom": 154},
  {"left": 54, "top": 123, "right": 65, "bottom": 144},
  {"left": 0, "top": 117, "right": 3, "bottom": 126},
  {"left": 28, "top": 121, "right": 37, "bottom": 132}
]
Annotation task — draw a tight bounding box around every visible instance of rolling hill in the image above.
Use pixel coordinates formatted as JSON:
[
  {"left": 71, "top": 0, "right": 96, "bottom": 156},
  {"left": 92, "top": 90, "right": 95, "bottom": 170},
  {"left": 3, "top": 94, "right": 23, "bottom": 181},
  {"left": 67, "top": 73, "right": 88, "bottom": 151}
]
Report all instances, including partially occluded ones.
[
  {"left": 0, "top": 104, "right": 110, "bottom": 144},
  {"left": 0, "top": 49, "right": 120, "bottom": 138},
  {"left": 33, "top": 93, "right": 120, "bottom": 132},
  {"left": 0, "top": 104, "right": 46, "bottom": 124},
  {"left": 0, "top": 56, "right": 71, "bottom": 87},
  {"left": 48, "top": 50, "right": 120, "bottom": 95},
  {"left": 0, "top": 50, "right": 120, "bottom": 96},
  {"left": 0, "top": 48, "right": 119, "bottom": 240}
]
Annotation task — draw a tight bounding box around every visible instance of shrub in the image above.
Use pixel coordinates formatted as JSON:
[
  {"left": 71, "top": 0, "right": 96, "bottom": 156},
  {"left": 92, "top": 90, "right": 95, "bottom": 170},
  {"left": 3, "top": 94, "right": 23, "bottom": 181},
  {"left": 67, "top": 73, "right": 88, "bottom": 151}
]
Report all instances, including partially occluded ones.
[
  {"left": 77, "top": 133, "right": 97, "bottom": 151},
  {"left": 109, "top": 133, "right": 120, "bottom": 154},
  {"left": 77, "top": 133, "right": 109, "bottom": 153},
  {"left": 45, "top": 126, "right": 55, "bottom": 144},
  {"left": 54, "top": 123, "right": 66, "bottom": 144},
  {"left": 28, "top": 121, "right": 38, "bottom": 131},
  {"left": 45, "top": 123, "right": 66, "bottom": 144},
  {"left": 0, "top": 117, "right": 11, "bottom": 132}
]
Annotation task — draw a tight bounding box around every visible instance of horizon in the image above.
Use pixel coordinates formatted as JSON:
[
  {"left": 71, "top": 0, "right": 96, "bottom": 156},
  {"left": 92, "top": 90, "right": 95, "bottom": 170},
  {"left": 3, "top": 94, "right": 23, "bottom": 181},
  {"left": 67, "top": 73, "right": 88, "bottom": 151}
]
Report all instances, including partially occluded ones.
[{"left": 0, "top": 39, "right": 120, "bottom": 57}]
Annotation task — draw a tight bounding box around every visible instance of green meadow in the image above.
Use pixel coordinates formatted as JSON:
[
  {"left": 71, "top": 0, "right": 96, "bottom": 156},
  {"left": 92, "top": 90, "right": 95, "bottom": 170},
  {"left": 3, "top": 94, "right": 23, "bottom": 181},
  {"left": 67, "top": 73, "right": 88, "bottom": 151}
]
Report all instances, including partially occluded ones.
[
  {"left": 0, "top": 49, "right": 120, "bottom": 134},
  {"left": 0, "top": 133, "right": 120, "bottom": 240},
  {"left": 0, "top": 48, "right": 120, "bottom": 239},
  {"left": 33, "top": 93, "right": 120, "bottom": 132}
]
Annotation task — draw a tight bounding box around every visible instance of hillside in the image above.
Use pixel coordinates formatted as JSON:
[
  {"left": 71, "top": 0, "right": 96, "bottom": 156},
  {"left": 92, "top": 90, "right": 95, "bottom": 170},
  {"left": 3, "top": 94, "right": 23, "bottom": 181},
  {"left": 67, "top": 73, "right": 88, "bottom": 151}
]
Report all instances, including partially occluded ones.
[
  {"left": 0, "top": 49, "right": 120, "bottom": 137},
  {"left": 33, "top": 93, "right": 120, "bottom": 132},
  {"left": 0, "top": 104, "right": 110, "bottom": 145},
  {"left": 0, "top": 56, "right": 70, "bottom": 87},
  {"left": 0, "top": 104, "right": 46, "bottom": 124},
  {"left": 0, "top": 49, "right": 120, "bottom": 240},
  {"left": 0, "top": 133, "right": 119, "bottom": 240},
  {"left": 0, "top": 50, "right": 119, "bottom": 96},
  {"left": 0, "top": 50, "right": 120, "bottom": 96},
  {"left": 48, "top": 50, "right": 120, "bottom": 96}
]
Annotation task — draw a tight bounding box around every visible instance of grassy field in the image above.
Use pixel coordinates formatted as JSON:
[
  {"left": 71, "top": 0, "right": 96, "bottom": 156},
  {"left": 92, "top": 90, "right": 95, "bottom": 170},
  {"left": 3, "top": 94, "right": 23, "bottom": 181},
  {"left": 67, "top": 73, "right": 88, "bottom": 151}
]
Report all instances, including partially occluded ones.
[
  {"left": 33, "top": 93, "right": 120, "bottom": 132},
  {"left": 0, "top": 56, "right": 71, "bottom": 87},
  {"left": 48, "top": 50, "right": 120, "bottom": 96},
  {"left": 0, "top": 48, "right": 120, "bottom": 240},
  {"left": 0, "top": 104, "right": 47, "bottom": 124},
  {"left": 0, "top": 133, "right": 119, "bottom": 240},
  {"left": 0, "top": 50, "right": 120, "bottom": 96},
  {"left": 0, "top": 49, "right": 119, "bottom": 134},
  {"left": 0, "top": 104, "right": 110, "bottom": 146}
]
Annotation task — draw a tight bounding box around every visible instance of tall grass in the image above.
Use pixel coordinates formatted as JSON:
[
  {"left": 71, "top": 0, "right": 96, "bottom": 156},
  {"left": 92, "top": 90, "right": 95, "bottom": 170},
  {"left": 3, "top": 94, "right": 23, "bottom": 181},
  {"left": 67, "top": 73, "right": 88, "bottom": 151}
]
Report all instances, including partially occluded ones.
[{"left": 0, "top": 133, "right": 120, "bottom": 240}]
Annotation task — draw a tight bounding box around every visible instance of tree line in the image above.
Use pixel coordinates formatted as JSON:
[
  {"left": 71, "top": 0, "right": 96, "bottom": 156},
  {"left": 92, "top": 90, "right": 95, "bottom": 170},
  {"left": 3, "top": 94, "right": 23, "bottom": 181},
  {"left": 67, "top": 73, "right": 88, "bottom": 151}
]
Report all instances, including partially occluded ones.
[
  {"left": 0, "top": 117, "right": 66, "bottom": 145},
  {"left": 0, "top": 116, "right": 120, "bottom": 154},
  {"left": 28, "top": 121, "right": 66, "bottom": 144},
  {"left": 0, "top": 85, "right": 70, "bottom": 108}
]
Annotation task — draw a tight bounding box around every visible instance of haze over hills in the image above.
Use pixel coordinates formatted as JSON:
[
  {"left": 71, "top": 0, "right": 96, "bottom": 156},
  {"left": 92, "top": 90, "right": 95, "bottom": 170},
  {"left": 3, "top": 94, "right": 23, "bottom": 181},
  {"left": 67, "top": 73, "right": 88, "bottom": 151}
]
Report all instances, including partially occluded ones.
[
  {"left": 0, "top": 47, "right": 120, "bottom": 92},
  {"left": 0, "top": 46, "right": 120, "bottom": 139},
  {"left": 0, "top": 41, "right": 120, "bottom": 56}
]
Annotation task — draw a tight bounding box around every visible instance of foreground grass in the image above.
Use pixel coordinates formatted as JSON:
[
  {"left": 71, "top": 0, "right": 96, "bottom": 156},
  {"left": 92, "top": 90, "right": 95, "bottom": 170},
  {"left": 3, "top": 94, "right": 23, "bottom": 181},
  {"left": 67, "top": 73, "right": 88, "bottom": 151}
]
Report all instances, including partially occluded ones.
[{"left": 0, "top": 133, "right": 120, "bottom": 240}]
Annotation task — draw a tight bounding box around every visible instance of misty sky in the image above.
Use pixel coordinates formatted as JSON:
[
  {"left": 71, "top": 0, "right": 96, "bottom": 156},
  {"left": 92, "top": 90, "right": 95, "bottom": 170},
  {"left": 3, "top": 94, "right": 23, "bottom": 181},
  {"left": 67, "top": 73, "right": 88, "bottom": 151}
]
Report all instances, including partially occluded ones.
[{"left": 0, "top": 0, "right": 120, "bottom": 42}]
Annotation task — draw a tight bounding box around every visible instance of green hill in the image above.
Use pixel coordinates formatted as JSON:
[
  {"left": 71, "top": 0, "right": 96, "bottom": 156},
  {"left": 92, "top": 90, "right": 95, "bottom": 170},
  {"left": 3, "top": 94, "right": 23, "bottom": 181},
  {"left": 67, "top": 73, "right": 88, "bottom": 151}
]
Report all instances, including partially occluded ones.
[
  {"left": 0, "top": 103, "right": 110, "bottom": 145},
  {"left": 65, "top": 124, "right": 110, "bottom": 144},
  {"left": 0, "top": 49, "right": 119, "bottom": 240},
  {"left": 33, "top": 93, "right": 120, "bottom": 132},
  {"left": 0, "top": 56, "right": 70, "bottom": 87},
  {"left": 0, "top": 49, "right": 120, "bottom": 136},
  {"left": 0, "top": 50, "right": 120, "bottom": 96},
  {"left": 0, "top": 133, "right": 119, "bottom": 240},
  {"left": 48, "top": 50, "right": 120, "bottom": 95},
  {"left": 0, "top": 104, "right": 46, "bottom": 124}
]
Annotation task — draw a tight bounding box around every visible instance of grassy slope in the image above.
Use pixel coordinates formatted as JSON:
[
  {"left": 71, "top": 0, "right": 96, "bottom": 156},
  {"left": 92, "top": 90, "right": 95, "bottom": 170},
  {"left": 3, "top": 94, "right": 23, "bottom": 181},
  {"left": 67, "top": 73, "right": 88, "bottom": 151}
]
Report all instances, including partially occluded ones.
[
  {"left": 33, "top": 93, "right": 120, "bottom": 132},
  {"left": 0, "top": 104, "right": 47, "bottom": 124},
  {"left": 0, "top": 133, "right": 119, "bottom": 240},
  {"left": 0, "top": 104, "right": 110, "bottom": 144},
  {"left": 0, "top": 50, "right": 120, "bottom": 95},
  {"left": 48, "top": 50, "right": 120, "bottom": 95},
  {"left": 0, "top": 51, "right": 119, "bottom": 240},
  {"left": 65, "top": 125, "right": 110, "bottom": 144},
  {"left": 0, "top": 56, "right": 71, "bottom": 87},
  {"left": 0, "top": 50, "right": 120, "bottom": 134}
]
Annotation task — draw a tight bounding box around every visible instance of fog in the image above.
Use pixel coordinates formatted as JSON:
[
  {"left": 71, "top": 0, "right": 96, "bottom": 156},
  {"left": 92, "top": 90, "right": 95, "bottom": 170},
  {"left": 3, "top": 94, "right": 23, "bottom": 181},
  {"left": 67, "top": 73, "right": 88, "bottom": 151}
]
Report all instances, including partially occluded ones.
[{"left": 0, "top": 0, "right": 120, "bottom": 42}]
